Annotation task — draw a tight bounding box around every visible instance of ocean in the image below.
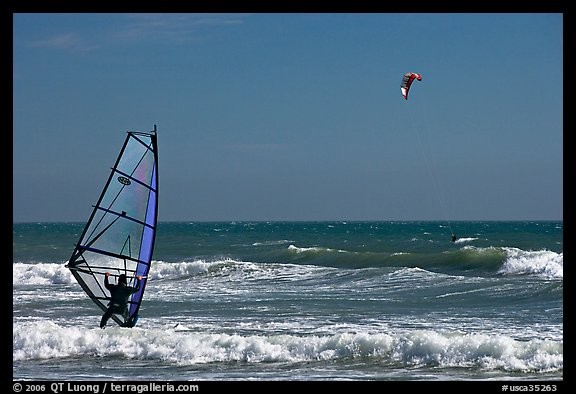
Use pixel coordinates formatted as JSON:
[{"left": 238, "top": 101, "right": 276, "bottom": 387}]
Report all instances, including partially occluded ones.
[{"left": 13, "top": 221, "right": 563, "bottom": 383}]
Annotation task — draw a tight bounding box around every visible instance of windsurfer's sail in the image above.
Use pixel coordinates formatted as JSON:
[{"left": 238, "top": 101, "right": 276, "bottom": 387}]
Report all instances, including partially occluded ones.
[{"left": 66, "top": 126, "right": 159, "bottom": 327}]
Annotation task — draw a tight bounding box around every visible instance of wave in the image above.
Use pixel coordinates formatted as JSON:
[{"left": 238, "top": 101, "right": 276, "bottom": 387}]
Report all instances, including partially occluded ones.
[
  {"left": 13, "top": 320, "right": 562, "bottom": 373},
  {"left": 499, "top": 247, "right": 563, "bottom": 279},
  {"left": 12, "top": 243, "right": 563, "bottom": 289},
  {"left": 13, "top": 262, "right": 75, "bottom": 285},
  {"left": 12, "top": 259, "right": 239, "bottom": 286},
  {"left": 280, "top": 244, "right": 563, "bottom": 279}
]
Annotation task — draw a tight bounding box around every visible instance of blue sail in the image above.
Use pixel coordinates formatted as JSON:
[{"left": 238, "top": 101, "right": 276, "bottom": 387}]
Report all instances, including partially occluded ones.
[{"left": 66, "top": 127, "right": 159, "bottom": 327}]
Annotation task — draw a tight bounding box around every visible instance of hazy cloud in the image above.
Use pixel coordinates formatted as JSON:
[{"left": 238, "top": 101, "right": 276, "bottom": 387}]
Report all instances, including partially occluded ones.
[
  {"left": 23, "top": 13, "right": 250, "bottom": 52},
  {"left": 26, "top": 32, "right": 98, "bottom": 51}
]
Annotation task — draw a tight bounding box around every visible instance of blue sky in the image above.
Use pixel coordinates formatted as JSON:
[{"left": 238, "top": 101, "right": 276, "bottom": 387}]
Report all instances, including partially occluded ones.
[{"left": 13, "top": 13, "right": 563, "bottom": 222}]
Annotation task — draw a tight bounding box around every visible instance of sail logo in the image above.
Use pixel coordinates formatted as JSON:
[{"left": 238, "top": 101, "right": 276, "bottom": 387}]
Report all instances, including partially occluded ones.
[{"left": 118, "top": 176, "right": 131, "bottom": 186}]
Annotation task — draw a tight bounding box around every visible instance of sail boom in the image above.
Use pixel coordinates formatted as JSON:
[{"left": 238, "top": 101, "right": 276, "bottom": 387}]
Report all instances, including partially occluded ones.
[{"left": 73, "top": 245, "right": 151, "bottom": 266}]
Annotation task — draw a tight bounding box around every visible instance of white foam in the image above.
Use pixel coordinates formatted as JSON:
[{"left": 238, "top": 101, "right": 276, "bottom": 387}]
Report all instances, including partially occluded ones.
[
  {"left": 287, "top": 244, "right": 348, "bottom": 254},
  {"left": 12, "top": 262, "right": 75, "bottom": 285},
  {"left": 13, "top": 321, "right": 563, "bottom": 373},
  {"left": 12, "top": 259, "right": 237, "bottom": 285},
  {"left": 454, "top": 237, "right": 478, "bottom": 243},
  {"left": 288, "top": 245, "right": 324, "bottom": 253},
  {"left": 500, "top": 248, "right": 563, "bottom": 279}
]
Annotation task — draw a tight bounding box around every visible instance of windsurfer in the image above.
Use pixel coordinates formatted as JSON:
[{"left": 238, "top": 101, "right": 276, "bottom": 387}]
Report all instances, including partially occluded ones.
[{"left": 100, "top": 273, "right": 142, "bottom": 328}]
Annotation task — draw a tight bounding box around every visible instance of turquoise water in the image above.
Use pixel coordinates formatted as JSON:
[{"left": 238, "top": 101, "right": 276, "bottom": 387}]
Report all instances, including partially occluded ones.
[{"left": 13, "top": 221, "right": 563, "bottom": 381}]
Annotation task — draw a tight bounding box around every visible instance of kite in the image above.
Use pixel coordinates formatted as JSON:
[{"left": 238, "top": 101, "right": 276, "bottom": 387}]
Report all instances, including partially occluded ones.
[{"left": 400, "top": 72, "right": 422, "bottom": 100}]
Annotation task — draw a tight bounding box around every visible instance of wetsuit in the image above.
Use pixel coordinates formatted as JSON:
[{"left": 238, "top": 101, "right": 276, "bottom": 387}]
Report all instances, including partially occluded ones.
[{"left": 100, "top": 275, "right": 140, "bottom": 328}]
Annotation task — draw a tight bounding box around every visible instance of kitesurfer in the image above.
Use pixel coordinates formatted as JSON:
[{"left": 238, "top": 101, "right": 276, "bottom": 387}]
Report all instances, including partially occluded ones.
[
  {"left": 100, "top": 273, "right": 142, "bottom": 328},
  {"left": 451, "top": 234, "right": 457, "bottom": 242}
]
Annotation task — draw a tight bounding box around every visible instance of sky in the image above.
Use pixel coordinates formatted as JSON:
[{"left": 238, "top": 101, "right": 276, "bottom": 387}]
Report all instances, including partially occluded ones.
[{"left": 12, "top": 13, "right": 563, "bottom": 222}]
